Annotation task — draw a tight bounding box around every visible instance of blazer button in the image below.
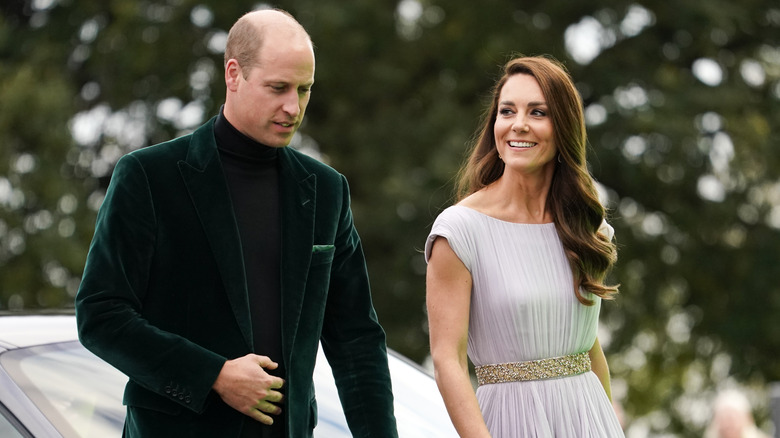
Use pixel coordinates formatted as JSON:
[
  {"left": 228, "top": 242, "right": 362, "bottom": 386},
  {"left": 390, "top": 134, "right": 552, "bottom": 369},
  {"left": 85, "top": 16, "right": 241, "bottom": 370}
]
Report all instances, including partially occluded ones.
[
  {"left": 172, "top": 390, "right": 178, "bottom": 397},
  {"left": 178, "top": 393, "right": 185, "bottom": 400},
  {"left": 185, "top": 395, "right": 191, "bottom": 404},
  {"left": 165, "top": 386, "right": 172, "bottom": 394}
]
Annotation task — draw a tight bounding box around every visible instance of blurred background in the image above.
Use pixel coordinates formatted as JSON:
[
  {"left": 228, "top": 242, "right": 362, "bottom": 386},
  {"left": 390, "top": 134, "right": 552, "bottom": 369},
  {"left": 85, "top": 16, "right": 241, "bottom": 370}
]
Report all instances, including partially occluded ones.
[{"left": 1, "top": 0, "right": 778, "bottom": 436}]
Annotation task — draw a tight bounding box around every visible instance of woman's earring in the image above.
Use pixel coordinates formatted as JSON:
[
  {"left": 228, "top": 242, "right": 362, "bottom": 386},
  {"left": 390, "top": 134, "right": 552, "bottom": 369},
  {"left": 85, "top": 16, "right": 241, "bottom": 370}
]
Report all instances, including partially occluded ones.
[{"left": 557, "top": 154, "right": 562, "bottom": 163}]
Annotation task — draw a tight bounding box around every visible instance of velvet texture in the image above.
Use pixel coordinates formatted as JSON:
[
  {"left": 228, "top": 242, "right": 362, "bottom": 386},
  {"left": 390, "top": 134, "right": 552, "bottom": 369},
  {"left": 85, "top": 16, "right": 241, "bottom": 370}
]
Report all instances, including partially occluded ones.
[{"left": 75, "top": 117, "right": 397, "bottom": 437}]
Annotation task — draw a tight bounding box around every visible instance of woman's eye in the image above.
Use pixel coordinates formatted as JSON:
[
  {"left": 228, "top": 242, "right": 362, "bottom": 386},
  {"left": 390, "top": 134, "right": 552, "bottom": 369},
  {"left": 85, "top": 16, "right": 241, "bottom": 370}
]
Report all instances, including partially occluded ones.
[{"left": 499, "top": 108, "right": 514, "bottom": 116}]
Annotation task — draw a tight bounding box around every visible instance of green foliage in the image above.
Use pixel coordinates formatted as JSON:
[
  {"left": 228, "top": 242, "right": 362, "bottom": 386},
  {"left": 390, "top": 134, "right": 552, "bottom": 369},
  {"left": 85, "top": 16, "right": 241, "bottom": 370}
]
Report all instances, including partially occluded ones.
[{"left": 1, "top": 0, "right": 778, "bottom": 435}]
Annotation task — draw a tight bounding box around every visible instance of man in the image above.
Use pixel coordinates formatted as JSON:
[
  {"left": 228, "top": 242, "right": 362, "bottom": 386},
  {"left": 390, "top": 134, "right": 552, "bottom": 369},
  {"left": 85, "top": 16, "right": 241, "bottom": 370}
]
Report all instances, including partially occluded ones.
[{"left": 75, "top": 9, "right": 398, "bottom": 438}]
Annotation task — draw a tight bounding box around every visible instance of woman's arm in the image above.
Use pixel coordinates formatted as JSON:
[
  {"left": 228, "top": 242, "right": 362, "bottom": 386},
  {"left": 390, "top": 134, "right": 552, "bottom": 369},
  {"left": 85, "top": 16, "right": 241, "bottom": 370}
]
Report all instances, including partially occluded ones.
[
  {"left": 588, "top": 337, "right": 613, "bottom": 402},
  {"left": 426, "top": 236, "right": 491, "bottom": 438}
]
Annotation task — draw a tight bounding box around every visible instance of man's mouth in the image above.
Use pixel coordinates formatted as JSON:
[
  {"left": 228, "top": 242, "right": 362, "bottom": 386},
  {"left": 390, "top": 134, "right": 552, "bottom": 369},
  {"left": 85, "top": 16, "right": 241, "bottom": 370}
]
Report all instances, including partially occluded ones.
[{"left": 509, "top": 141, "right": 535, "bottom": 148}]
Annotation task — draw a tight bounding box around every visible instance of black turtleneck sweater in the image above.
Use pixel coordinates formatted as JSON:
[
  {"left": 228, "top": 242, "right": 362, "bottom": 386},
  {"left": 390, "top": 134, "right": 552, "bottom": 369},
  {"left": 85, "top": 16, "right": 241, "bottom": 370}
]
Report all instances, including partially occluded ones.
[{"left": 214, "top": 111, "right": 285, "bottom": 438}]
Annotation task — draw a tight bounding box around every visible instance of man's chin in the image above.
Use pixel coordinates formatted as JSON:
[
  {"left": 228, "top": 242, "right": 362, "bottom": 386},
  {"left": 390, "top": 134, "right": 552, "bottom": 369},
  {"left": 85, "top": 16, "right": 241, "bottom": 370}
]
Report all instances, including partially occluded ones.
[{"left": 260, "top": 135, "right": 293, "bottom": 148}]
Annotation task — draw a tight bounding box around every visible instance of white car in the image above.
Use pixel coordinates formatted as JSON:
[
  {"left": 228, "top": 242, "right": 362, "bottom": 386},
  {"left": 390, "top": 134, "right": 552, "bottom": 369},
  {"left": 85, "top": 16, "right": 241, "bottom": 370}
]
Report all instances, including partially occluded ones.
[{"left": 0, "top": 314, "right": 456, "bottom": 437}]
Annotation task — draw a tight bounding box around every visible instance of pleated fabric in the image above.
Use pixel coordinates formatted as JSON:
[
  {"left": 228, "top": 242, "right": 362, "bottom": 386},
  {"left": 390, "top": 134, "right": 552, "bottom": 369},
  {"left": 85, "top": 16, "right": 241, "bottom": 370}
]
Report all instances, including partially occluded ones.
[{"left": 425, "top": 206, "right": 624, "bottom": 438}]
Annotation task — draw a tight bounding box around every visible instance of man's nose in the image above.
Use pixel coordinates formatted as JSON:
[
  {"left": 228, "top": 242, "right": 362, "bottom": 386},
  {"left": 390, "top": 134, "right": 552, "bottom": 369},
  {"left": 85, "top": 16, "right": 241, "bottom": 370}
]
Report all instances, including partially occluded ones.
[{"left": 282, "top": 92, "right": 301, "bottom": 118}]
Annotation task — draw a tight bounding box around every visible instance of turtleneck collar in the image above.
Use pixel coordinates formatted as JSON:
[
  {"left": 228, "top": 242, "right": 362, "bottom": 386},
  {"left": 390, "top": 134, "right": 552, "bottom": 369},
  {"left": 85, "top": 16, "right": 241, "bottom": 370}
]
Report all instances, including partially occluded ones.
[{"left": 215, "top": 106, "right": 279, "bottom": 165}]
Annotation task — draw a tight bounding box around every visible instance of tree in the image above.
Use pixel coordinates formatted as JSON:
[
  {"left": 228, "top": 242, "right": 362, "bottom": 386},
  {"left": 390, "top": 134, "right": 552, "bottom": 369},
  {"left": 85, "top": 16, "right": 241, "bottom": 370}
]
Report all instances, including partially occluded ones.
[{"left": 1, "top": 0, "right": 778, "bottom": 435}]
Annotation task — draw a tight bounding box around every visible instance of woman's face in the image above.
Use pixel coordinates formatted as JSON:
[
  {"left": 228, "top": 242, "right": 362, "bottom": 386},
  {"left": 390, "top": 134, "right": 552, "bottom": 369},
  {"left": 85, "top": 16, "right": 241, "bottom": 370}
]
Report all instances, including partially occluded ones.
[{"left": 493, "top": 73, "right": 556, "bottom": 175}]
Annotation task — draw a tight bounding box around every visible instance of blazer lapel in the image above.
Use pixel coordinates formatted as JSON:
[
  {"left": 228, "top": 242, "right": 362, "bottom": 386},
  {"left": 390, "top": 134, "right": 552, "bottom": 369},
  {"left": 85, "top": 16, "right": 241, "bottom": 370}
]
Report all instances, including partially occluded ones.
[
  {"left": 177, "top": 120, "right": 253, "bottom": 351},
  {"left": 278, "top": 148, "right": 316, "bottom": 364}
]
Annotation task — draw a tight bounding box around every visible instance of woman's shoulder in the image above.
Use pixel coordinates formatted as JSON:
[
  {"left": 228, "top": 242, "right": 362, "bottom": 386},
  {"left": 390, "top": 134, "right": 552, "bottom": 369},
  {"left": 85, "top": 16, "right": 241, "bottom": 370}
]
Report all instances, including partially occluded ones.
[
  {"left": 456, "top": 189, "right": 488, "bottom": 209},
  {"left": 433, "top": 204, "right": 480, "bottom": 226}
]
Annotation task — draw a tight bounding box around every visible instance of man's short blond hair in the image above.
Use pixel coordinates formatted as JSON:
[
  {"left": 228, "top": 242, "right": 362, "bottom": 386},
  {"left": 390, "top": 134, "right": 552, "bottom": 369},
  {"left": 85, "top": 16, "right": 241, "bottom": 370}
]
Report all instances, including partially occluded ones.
[{"left": 224, "top": 9, "right": 311, "bottom": 75}]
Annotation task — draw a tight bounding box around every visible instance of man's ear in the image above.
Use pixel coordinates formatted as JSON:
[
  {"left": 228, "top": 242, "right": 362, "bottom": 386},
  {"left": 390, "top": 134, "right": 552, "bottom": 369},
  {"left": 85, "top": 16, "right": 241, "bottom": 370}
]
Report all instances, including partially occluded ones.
[{"left": 225, "top": 59, "right": 241, "bottom": 92}]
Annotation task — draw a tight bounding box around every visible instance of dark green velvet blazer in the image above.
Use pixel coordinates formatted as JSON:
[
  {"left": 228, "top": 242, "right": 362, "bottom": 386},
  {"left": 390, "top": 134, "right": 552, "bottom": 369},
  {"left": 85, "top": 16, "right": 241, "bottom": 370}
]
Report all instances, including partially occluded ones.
[{"left": 75, "top": 118, "right": 397, "bottom": 437}]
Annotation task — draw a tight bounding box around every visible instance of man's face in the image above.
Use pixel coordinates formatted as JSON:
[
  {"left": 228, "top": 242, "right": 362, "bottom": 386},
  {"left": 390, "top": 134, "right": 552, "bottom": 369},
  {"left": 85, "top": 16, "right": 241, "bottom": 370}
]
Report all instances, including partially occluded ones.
[{"left": 225, "top": 36, "right": 315, "bottom": 148}]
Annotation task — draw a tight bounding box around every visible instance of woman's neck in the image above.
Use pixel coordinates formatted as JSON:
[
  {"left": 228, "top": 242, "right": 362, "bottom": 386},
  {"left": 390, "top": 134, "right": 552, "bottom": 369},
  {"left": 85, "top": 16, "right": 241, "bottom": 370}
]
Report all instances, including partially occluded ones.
[{"left": 459, "top": 175, "right": 553, "bottom": 224}]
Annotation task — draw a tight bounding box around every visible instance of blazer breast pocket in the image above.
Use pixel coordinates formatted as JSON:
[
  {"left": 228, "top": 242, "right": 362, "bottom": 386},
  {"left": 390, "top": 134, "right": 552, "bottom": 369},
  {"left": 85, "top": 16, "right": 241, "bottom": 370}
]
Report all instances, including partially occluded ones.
[{"left": 310, "top": 245, "right": 335, "bottom": 267}]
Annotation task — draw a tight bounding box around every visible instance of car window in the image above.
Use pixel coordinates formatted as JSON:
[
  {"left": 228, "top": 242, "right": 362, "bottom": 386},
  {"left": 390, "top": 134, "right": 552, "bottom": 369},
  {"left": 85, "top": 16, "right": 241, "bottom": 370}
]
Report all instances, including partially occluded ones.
[
  {"left": 0, "top": 406, "right": 26, "bottom": 438},
  {"left": 0, "top": 341, "right": 125, "bottom": 438}
]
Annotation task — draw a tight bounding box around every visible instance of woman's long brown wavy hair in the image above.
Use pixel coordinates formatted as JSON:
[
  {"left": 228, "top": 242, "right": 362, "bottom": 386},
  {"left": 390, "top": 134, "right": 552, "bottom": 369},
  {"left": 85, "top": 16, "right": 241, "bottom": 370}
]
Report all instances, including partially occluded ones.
[{"left": 456, "top": 56, "right": 618, "bottom": 304}]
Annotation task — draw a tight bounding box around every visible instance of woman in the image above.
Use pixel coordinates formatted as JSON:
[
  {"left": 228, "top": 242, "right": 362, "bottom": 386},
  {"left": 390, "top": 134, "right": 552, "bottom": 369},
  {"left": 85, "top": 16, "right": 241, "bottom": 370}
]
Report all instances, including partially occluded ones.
[{"left": 425, "top": 56, "right": 624, "bottom": 437}]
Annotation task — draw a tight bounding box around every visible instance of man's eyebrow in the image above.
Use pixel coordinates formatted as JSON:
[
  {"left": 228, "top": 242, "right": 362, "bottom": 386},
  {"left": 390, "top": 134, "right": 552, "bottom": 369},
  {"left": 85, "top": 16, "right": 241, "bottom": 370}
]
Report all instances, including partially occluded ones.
[{"left": 265, "top": 80, "right": 315, "bottom": 87}]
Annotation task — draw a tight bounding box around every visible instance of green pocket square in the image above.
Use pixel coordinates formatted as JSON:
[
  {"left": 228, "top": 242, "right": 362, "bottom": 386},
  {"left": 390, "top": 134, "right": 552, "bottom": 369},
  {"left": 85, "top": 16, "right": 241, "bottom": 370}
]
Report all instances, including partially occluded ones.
[{"left": 312, "top": 244, "right": 335, "bottom": 253}]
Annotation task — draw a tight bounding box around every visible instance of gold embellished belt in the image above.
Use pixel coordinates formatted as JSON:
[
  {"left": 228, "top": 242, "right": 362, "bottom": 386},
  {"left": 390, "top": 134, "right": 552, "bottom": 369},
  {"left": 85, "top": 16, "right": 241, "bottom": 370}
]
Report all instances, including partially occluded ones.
[{"left": 475, "top": 351, "right": 591, "bottom": 386}]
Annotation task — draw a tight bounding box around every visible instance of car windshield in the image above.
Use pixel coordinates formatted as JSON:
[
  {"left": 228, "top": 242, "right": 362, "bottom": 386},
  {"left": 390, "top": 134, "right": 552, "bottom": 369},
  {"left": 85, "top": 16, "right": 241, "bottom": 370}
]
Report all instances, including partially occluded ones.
[{"left": 1, "top": 341, "right": 125, "bottom": 437}]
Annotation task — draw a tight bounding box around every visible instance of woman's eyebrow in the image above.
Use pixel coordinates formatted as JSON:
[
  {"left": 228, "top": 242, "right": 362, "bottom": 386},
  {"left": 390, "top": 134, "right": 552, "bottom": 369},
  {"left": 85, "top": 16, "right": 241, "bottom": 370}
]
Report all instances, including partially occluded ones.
[{"left": 498, "top": 100, "right": 547, "bottom": 107}]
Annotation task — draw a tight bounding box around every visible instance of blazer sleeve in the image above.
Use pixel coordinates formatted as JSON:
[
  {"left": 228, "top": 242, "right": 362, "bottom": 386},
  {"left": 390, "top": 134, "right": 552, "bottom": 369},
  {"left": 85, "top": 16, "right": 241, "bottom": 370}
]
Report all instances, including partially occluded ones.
[
  {"left": 75, "top": 154, "right": 226, "bottom": 413},
  {"left": 319, "top": 175, "right": 399, "bottom": 438}
]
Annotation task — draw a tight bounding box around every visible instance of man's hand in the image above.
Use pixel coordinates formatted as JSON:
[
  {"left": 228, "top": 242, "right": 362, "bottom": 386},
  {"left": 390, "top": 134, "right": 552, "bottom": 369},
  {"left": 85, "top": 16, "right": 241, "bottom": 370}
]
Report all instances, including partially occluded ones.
[{"left": 212, "top": 354, "right": 285, "bottom": 425}]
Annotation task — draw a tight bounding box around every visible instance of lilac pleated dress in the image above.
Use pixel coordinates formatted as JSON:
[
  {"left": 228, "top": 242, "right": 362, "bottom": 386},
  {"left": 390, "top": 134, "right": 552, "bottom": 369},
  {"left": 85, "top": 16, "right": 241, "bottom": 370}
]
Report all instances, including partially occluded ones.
[{"left": 425, "top": 206, "right": 625, "bottom": 438}]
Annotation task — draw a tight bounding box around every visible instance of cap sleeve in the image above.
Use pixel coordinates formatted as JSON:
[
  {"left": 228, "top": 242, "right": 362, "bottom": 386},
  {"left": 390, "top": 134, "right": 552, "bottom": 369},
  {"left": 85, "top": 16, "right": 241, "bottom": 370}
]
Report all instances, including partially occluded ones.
[{"left": 424, "top": 206, "right": 474, "bottom": 272}]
